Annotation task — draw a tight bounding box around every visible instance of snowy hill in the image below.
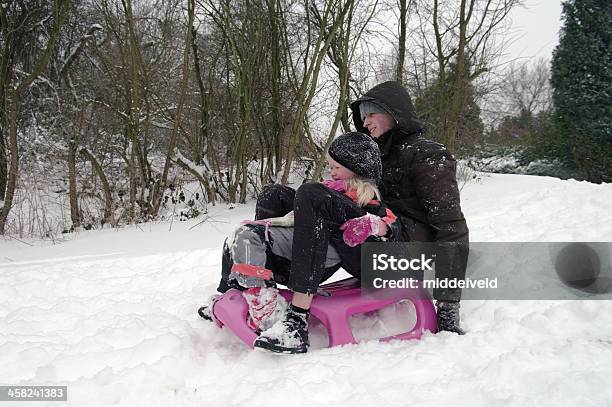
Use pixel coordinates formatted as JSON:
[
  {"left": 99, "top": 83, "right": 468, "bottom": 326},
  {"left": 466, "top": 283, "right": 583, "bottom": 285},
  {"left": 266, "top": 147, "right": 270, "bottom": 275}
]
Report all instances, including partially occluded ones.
[{"left": 1, "top": 173, "right": 612, "bottom": 407}]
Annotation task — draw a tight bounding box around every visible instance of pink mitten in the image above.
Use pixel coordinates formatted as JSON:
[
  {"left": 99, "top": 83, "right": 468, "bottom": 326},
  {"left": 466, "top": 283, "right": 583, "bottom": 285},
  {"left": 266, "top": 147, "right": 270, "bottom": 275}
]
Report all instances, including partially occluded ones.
[
  {"left": 322, "top": 179, "right": 347, "bottom": 192},
  {"left": 339, "top": 213, "right": 382, "bottom": 247}
]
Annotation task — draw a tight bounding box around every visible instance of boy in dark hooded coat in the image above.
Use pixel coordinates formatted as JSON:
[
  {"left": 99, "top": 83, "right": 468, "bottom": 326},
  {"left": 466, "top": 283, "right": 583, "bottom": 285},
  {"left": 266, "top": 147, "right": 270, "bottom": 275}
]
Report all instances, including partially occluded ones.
[{"left": 350, "top": 81, "right": 469, "bottom": 334}]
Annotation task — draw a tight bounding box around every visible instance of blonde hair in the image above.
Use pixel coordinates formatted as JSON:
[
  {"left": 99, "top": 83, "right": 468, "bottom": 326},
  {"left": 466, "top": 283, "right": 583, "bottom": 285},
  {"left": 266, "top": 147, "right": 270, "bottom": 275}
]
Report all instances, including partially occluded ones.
[{"left": 346, "top": 177, "right": 381, "bottom": 207}]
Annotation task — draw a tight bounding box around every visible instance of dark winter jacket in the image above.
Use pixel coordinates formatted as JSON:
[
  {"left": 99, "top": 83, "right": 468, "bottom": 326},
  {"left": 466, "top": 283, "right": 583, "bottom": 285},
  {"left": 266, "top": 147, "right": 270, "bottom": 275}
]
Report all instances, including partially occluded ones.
[{"left": 350, "top": 81, "right": 469, "bottom": 243}]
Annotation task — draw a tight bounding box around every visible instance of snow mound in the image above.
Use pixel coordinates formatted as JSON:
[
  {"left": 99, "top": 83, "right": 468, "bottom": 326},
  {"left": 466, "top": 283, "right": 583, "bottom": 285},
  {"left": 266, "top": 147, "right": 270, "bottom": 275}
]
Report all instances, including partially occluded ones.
[{"left": 1, "top": 174, "right": 612, "bottom": 406}]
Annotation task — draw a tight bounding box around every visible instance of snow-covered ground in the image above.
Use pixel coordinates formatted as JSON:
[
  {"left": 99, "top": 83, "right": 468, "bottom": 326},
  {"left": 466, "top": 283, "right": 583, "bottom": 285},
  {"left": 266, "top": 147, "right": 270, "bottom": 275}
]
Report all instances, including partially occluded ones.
[{"left": 1, "top": 173, "right": 612, "bottom": 407}]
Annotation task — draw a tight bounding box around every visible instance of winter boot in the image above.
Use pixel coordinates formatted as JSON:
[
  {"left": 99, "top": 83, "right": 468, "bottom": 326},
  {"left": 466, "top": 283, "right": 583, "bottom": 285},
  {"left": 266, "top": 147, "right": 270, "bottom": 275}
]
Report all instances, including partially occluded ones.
[
  {"left": 436, "top": 300, "right": 466, "bottom": 335},
  {"left": 242, "top": 287, "right": 288, "bottom": 332},
  {"left": 197, "top": 294, "right": 221, "bottom": 321},
  {"left": 253, "top": 304, "right": 310, "bottom": 354}
]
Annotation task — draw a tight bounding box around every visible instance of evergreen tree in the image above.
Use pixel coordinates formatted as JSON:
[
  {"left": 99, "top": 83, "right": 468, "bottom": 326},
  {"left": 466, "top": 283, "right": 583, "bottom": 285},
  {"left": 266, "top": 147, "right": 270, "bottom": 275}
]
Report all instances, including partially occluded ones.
[{"left": 551, "top": 0, "right": 612, "bottom": 183}]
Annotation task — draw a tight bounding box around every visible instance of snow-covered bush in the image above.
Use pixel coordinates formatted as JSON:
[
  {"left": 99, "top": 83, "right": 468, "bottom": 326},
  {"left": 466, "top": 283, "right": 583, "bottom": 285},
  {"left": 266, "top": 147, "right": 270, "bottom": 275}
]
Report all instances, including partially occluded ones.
[
  {"left": 456, "top": 160, "right": 485, "bottom": 191},
  {"left": 160, "top": 181, "right": 208, "bottom": 222},
  {"left": 465, "top": 145, "right": 577, "bottom": 180}
]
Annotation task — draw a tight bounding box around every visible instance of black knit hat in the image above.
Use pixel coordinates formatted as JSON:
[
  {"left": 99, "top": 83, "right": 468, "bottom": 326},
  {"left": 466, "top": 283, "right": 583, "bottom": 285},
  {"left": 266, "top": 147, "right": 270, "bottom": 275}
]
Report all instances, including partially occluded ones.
[{"left": 328, "top": 132, "right": 382, "bottom": 183}]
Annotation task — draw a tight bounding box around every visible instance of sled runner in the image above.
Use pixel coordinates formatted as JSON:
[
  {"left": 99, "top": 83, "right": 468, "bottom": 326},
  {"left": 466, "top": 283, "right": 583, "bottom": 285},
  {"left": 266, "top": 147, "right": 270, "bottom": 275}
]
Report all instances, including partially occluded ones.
[{"left": 209, "top": 277, "right": 437, "bottom": 348}]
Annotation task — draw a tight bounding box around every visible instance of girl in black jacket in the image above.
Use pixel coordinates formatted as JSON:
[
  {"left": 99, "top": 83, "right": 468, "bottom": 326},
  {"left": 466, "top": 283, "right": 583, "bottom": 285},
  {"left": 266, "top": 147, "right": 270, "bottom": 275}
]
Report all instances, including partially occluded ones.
[{"left": 200, "top": 132, "right": 400, "bottom": 354}]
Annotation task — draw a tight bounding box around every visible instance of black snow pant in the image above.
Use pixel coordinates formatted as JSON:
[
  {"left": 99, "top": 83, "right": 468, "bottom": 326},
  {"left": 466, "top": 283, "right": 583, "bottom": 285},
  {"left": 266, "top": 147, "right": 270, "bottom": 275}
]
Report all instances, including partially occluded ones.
[
  {"left": 217, "top": 183, "right": 368, "bottom": 295},
  {"left": 430, "top": 243, "right": 469, "bottom": 302}
]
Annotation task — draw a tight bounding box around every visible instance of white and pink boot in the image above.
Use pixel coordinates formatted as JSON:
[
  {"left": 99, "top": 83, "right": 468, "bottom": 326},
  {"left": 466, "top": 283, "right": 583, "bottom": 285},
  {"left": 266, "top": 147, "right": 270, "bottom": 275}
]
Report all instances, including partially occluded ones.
[{"left": 242, "top": 287, "right": 288, "bottom": 332}]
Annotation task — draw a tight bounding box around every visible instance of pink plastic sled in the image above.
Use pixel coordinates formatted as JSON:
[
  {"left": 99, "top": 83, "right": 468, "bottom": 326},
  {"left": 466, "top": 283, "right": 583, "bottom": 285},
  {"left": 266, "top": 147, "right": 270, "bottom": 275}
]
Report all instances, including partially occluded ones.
[{"left": 210, "top": 278, "right": 437, "bottom": 348}]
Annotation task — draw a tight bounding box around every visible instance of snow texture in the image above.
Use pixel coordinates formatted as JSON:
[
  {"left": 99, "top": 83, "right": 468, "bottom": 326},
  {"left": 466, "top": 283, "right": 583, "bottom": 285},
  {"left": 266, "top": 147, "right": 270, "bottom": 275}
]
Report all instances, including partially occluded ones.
[{"left": 1, "top": 173, "right": 612, "bottom": 406}]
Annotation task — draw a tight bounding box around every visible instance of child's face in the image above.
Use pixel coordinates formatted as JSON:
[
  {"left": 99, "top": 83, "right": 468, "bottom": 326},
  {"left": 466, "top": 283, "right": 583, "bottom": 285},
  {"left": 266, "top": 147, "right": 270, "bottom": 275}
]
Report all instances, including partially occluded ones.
[
  {"left": 362, "top": 111, "right": 395, "bottom": 139},
  {"left": 327, "top": 157, "right": 355, "bottom": 181}
]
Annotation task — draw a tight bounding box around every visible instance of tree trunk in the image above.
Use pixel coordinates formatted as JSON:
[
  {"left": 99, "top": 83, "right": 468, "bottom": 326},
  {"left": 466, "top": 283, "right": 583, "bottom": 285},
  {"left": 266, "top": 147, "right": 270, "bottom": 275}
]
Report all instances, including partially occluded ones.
[
  {"left": 0, "top": 94, "right": 19, "bottom": 234},
  {"left": 0, "top": 124, "right": 6, "bottom": 202},
  {"left": 68, "top": 132, "right": 80, "bottom": 229},
  {"left": 0, "top": 5, "right": 9, "bottom": 202},
  {"left": 190, "top": 25, "right": 210, "bottom": 166},
  {"left": 396, "top": 0, "right": 408, "bottom": 85},
  {"left": 128, "top": 147, "right": 137, "bottom": 220},
  {"left": 80, "top": 147, "right": 113, "bottom": 226},
  {"left": 444, "top": 0, "right": 470, "bottom": 153}
]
